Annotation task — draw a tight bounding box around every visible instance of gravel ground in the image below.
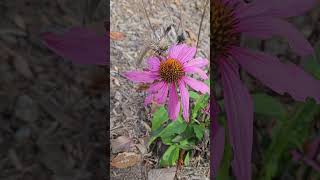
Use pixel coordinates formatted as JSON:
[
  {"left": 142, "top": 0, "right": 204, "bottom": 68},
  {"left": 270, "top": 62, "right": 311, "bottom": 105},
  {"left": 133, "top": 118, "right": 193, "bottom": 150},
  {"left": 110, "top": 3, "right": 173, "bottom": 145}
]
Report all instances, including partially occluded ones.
[{"left": 110, "top": 0, "right": 210, "bottom": 179}]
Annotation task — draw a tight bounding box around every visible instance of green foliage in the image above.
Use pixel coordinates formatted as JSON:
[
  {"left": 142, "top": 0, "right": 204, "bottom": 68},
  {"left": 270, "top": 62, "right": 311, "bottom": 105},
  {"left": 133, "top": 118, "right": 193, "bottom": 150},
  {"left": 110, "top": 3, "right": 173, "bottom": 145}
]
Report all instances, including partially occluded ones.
[
  {"left": 151, "top": 106, "right": 169, "bottom": 131},
  {"left": 149, "top": 92, "right": 209, "bottom": 167},
  {"left": 252, "top": 93, "right": 286, "bottom": 118},
  {"left": 302, "top": 41, "right": 320, "bottom": 80},
  {"left": 260, "top": 100, "right": 320, "bottom": 180},
  {"left": 160, "top": 145, "right": 180, "bottom": 167}
]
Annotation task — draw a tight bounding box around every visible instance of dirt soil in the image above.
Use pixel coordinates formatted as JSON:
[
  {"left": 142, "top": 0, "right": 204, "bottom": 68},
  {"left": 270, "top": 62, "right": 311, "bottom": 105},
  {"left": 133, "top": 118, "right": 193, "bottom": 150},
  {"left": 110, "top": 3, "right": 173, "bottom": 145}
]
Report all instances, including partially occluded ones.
[{"left": 110, "top": 0, "right": 210, "bottom": 179}]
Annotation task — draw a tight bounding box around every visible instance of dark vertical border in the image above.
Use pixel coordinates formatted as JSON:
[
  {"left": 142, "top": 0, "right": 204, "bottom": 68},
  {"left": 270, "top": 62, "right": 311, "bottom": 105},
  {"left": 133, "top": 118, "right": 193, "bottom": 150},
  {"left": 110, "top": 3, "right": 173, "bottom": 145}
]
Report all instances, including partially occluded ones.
[
  {"left": 210, "top": 0, "right": 215, "bottom": 179},
  {"left": 105, "top": 0, "right": 110, "bottom": 179}
]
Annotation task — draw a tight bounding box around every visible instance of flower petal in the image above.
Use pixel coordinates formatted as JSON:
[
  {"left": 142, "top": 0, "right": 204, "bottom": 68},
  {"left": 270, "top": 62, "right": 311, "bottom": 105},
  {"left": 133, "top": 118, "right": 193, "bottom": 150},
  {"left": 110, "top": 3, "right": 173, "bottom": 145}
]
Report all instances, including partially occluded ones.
[
  {"left": 184, "top": 77, "right": 209, "bottom": 94},
  {"left": 123, "top": 71, "right": 159, "bottom": 83},
  {"left": 41, "top": 27, "right": 107, "bottom": 65},
  {"left": 184, "top": 66, "right": 209, "bottom": 80},
  {"left": 168, "top": 83, "right": 180, "bottom": 120},
  {"left": 219, "top": 59, "right": 253, "bottom": 180},
  {"left": 178, "top": 80, "right": 189, "bottom": 121},
  {"left": 144, "top": 93, "right": 154, "bottom": 106},
  {"left": 238, "top": 0, "right": 318, "bottom": 19},
  {"left": 155, "top": 83, "right": 169, "bottom": 104},
  {"left": 185, "top": 57, "right": 209, "bottom": 68},
  {"left": 168, "top": 44, "right": 196, "bottom": 63},
  {"left": 147, "top": 56, "right": 161, "bottom": 71},
  {"left": 238, "top": 17, "right": 313, "bottom": 56},
  {"left": 231, "top": 46, "right": 320, "bottom": 103},
  {"left": 212, "top": 125, "right": 225, "bottom": 178},
  {"left": 210, "top": 97, "right": 224, "bottom": 178},
  {"left": 147, "top": 81, "right": 165, "bottom": 93}
]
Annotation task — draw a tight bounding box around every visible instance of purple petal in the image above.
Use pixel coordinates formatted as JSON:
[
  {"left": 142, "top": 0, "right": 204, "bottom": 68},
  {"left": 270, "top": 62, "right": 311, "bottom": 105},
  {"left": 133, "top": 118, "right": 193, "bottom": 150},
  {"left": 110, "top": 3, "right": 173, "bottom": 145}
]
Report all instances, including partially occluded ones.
[
  {"left": 291, "top": 150, "right": 320, "bottom": 171},
  {"left": 238, "top": 0, "right": 318, "bottom": 19},
  {"left": 185, "top": 57, "right": 209, "bottom": 68},
  {"left": 147, "top": 56, "right": 161, "bottom": 71},
  {"left": 41, "top": 27, "right": 107, "bottom": 65},
  {"left": 147, "top": 81, "right": 165, "bottom": 93},
  {"left": 168, "top": 83, "right": 180, "bottom": 120},
  {"left": 168, "top": 44, "right": 196, "bottom": 64},
  {"left": 212, "top": 125, "right": 225, "bottom": 178},
  {"left": 219, "top": 59, "right": 253, "bottom": 180},
  {"left": 231, "top": 47, "right": 320, "bottom": 103},
  {"left": 178, "top": 80, "right": 189, "bottom": 121},
  {"left": 155, "top": 83, "right": 169, "bottom": 104},
  {"left": 238, "top": 17, "right": 313, "bottom": 56},
  {"left": 123, "top": 71, "right": 159, "bottom": 83},
  {"left": 144, "top": 93, "right": 154, "bottom": 106},
  {"left": 210, "top": 97, "right": 224, "bottom": 178},
  {"left": 184, "top": 77, "right": 209, "bottom": 94},
  {"left": 184, "top": 66, "right": 209, "bottom": 80}
]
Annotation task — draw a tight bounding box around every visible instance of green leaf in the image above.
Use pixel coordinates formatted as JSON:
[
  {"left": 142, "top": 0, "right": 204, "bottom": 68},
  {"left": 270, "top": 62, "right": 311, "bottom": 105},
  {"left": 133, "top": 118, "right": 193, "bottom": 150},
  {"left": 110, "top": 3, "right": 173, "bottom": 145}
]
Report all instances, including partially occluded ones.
[
  {"left": 148, "top": 126, "right": 165, "bottom": 146},
  {"left": 193, "top": 124, "right": 205, "bottom": 140},
  {"left": 151, "top": 106, "right": 169, "bottom": 131},
  {"left": 252, "top": 93, "right": 286, "bottom": 118},
  {"left": 260, "top": 100, "right": 320, "bottom": 180},
  {"left": 160, "top": 145, "right": 180, "bottom": 167},
  {"left": 302, "top": 41, "right": 320, "bottom": 79},
  {"left": 171, "top": 126, "right": 195, "bottom": 143},
  {"left": 159, "top": 116, "right": 187, "bottom": 139},
  {"left": 178, "top": 139, "right": 195, "bottom": 150},
  {"left": 189, "top": 91, "right": 200, "bottom": 99},
  {"left": 192, "top": 94, "right": 209, "bottom": 119},
  {"left": 184, "top": 152, "right": 190, "bottom": 166}
]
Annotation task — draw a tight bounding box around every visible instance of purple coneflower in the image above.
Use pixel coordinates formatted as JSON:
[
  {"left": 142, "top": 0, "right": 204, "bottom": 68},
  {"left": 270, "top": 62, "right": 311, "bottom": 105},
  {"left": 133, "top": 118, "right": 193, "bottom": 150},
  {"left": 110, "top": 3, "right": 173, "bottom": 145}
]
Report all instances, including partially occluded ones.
[
  {"left": 124, "top": 44, "right": 209, "bottom": 121},
  {"left": 212, "top": 0, "right": 319, "bottom": 179},
  {"left": 41, "top": 27, "right": 108, "bottom": 65}
]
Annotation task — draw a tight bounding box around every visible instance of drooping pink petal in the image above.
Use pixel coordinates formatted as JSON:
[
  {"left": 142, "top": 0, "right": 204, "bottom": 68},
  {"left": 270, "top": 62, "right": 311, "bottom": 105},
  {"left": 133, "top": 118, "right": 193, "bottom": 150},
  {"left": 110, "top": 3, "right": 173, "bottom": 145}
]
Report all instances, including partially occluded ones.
[
  {"left": 184, "top": 66, "right": 209, "bottom": 80},
  {"left": 144, "top": 93, "right": 154, "bottom": 106},
  {"left": 185, "top": 57, "right": 209, "bottom": 68},
  {"left": 41, "top": 27, "right": 107, "bottom": 65},
  {"left": 184, "top": 77, "right": 209, "bottom": 94},
  {"left": 155, "top": 83, "right": 169, "bottom": 104},
  {"left": 168, "top": 44, "right": 196, "bottom": 64},
  {"left": 238, "top": 17, "right": 313, "bottom": 56},
  {"left": 178, "top": 80, "right": 189, "bottom": 121},
  {"left": 210, "top": 97, "right": 224, "bottom": 179},
  {"left": 231, "top": 46, "right": 320, "bottom": 103},
  {"left": 219, "top": 59, "right": 253, "bottom": 180},
  {"left": 212, "top": 125, "right": 225, "bottom": 179},
  {"left": 238, "top": 0, "right": 318, "bottom": 19},
  {"left": 147, "top": 81, "right": 165, "bottom": 93},
  {"left": 291, "top": 150, "right": 320, "bottom": 172},
  {"left": 147, "top": 56, "right": 161, "bottom": 71},
  {"left": 168, "top": 83, "right": 180, "bottom": 120},
  {"left": 123, "top": 71, "right": 159, "bottom": 83}
]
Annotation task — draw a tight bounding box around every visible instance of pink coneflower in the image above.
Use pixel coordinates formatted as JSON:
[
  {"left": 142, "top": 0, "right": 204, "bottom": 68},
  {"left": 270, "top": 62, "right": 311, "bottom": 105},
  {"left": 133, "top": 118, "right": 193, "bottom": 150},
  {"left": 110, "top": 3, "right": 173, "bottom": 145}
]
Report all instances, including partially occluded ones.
[
  {"left": 124, "top": 44, "right": 209, "bottom": 121},
  {"left": 212, "top": 0, "right": 319, "bottom": 179},
  {"left": 41, "top": 27, "right": 108, "bottom": 65}
]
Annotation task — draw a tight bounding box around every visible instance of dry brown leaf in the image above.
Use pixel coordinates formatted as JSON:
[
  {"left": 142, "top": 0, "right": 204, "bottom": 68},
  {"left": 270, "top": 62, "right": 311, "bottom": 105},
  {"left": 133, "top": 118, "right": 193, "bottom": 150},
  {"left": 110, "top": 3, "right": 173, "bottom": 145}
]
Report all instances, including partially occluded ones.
[
  {"left": 174, "top": 0, "right": 181, "bottom": 6},
  {"left": 110, "top": 31, "right": 126, "bottom": 41},
  {"left": 185, "top": 28, "right": 197, "bottom": 47},
  {"left": 111, "top": 152, "right": 141, "bottom": 168},
  {"left": 111, "top": 136, "right": 134, "bottom": 153}
]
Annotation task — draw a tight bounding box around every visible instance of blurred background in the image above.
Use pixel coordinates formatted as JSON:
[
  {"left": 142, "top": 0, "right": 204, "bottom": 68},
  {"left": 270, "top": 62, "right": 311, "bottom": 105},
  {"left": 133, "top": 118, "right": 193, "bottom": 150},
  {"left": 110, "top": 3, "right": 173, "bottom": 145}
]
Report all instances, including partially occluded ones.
[{"left": 0, "top": 0, "right": 107, "bottom": 179}]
